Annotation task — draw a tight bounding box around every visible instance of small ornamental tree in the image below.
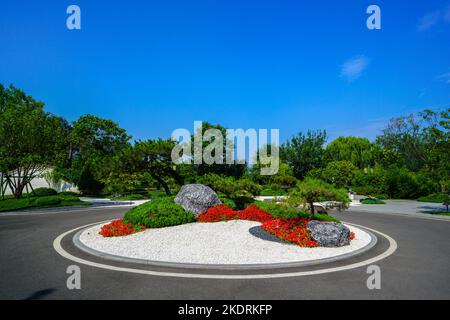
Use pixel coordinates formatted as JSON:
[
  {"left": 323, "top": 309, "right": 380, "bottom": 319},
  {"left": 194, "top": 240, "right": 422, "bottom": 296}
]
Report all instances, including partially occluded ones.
[
  {"left": 198, "top": 173, "right": 261, "bottom": 209},
  {"left": 287, "top": 178, "right": 350, "bottom": 216}
]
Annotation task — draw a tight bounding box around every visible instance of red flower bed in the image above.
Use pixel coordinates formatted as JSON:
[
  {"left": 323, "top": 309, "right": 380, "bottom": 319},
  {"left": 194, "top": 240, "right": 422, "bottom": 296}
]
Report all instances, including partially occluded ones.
[
  {"left": 197, "top": 204, "right": 274, "bottom": 223},
  {"left": 260, "top": 217, "right": 318, "bottom": 248},
  {"left": 99, "top": 219, "right": 146, "bottom": 237},
  {"left": 196, "top": 204, "right": 238, "bottom": 222},
  {"left": 236, "top": 204, "right": 274, "bottom": 223},
  {"left": 197, "top": 204, "right": 318, "bottom": 247}
]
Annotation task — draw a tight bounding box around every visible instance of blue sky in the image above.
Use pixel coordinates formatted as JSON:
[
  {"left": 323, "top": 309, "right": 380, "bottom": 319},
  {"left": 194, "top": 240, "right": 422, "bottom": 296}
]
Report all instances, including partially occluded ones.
[{"left": 1, "top": 0, "right": 449, "bottom": 143}]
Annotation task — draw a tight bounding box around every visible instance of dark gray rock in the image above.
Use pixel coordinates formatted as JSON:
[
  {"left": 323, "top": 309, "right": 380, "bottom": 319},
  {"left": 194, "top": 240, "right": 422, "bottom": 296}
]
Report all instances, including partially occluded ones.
[
  {"left": 174, "top": 184, "right": 222, "bottom": 215},
  {"left": 307, "top": 220, "right": 351, "bottom": 247}
]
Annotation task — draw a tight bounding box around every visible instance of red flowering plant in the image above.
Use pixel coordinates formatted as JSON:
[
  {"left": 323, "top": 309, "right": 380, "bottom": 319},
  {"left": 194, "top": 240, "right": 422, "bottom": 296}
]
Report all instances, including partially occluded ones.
[
  {"left": 196, "top": 204, "right": 238, "bottom": 222},
  {"left": 99, "top": 219, "right": 146, "bottom": 237},
  {"left": 260, "top": 217, "right": 318, "bottom": 248},
  {"left": 197, "top": 204, "right": 274, "bottom": 223},
  {"left": 197, "top": 204, "right": 319, "bottom": 247},
  {"left": 235, "top": 204, "right": 274, "bottom": 223}
]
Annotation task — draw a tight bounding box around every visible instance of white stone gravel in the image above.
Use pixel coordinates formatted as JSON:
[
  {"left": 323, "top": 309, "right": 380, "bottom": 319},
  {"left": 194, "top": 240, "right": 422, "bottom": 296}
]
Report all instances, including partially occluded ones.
[{"left": 79, "top": 220, "right": 372, "bottom": 265}]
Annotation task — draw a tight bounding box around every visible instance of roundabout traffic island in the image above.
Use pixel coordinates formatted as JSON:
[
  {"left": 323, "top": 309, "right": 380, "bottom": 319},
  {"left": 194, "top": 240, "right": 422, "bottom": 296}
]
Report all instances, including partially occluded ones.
[{"left": 71, "top": 184, "right": 378, "bottom": 269}]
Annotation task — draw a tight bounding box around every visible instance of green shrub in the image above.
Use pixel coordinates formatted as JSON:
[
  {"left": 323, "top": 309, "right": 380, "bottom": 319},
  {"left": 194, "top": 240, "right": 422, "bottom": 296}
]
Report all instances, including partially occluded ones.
[
  {"left": 253, "top": 201, "right": 341, "bottom": 222},
  {"left": 260, "top": 187, "right": 287, "bottom": 196},
  {"left": 123, "top": 196, "right": 196, "bottom": 228},
  {"left": 33, "top": 188, "right": 57, "bottom": 197},
  {"left": 112, "top": 194, "right": 148, "bottom": 201},
  {"left": 198, "top": 173, "right": 261, "bottom": 209},
  {"left": 218, "top": 195, "right": 237, "bottom": 209},
  {"left": 148, "top": 190, "right": 168, "bottom": 198},
  {"left": 360, "top": 198, "right": 386, "bottom": 204},
  {"left": 254, "top": 201, "right": 303, "bottom": 218},
  {"left": 417, "top": 193, "right": 450, "bottom": 203},
  {"left": 233, "top": 196, "right": 254, "bottom": 210},
  {"left": 58, "top": 191, "right": 80, "bottom": 197},
  {"left": 77, "top": 165, "right": 104, "bottom": 195},
  {"left": 313, "top": 213, "right": 341, "bottom": 223},
  {"left": 33, "top": 195, "right": 62, "bottom": 206}
]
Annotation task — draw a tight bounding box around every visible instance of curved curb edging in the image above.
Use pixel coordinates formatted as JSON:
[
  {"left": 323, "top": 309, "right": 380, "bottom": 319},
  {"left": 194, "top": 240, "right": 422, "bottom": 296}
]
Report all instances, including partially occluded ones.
[
  {"left": 72, "top": 221, "right": 377, "bottom": 271},
  {"left": 53, "top": 221, "right": 397, "bottom": 279}
]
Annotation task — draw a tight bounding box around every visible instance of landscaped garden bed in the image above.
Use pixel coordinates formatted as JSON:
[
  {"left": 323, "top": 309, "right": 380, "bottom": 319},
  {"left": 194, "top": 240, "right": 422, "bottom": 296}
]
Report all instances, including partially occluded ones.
[
  {"left": 80, "top": 220, "right": 370, "bottom": 265},
  {"left": 97, "top": 184, "right": 356, "bottom": 248},
  {"left": 0, "top": 188, "right": 90, "bottom": 212}
]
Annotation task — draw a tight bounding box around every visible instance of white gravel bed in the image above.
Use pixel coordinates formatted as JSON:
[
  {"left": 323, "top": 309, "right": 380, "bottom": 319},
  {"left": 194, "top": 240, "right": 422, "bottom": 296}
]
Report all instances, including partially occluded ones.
[{"left": 79, "top": 220, "right": 372, "bottom": 265}]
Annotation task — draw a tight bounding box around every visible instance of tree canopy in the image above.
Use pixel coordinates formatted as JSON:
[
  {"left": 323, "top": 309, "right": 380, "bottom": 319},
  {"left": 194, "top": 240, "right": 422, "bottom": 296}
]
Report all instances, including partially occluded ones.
[{"left": 0, "top": 84, "right": 70, "bottom": 198}]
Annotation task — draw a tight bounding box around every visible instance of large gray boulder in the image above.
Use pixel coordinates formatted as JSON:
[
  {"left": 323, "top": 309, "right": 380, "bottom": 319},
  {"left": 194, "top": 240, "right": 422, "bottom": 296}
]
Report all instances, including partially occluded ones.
[
  {"left": 174, "top": 184, "right": 222, "bottom": 215},
  {"left": 307, "top": 220, "right": 351, "bottom": 247}
]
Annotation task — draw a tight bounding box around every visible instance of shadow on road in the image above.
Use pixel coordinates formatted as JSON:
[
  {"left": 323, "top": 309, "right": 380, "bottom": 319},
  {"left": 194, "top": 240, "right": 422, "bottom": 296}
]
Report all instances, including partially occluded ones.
[{"left": 24, "top": 288, "right": 56, "bottom": 300}]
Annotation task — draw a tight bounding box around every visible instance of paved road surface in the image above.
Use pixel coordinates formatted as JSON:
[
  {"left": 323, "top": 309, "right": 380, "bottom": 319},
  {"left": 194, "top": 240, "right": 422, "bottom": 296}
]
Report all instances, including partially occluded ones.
[{"left": 0, "top": 206, "right": 449, "bottom": 299}]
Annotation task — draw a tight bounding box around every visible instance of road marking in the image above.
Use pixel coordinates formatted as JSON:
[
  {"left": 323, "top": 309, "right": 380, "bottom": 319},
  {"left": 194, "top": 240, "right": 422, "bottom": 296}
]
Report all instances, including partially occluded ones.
[{"left": 53, "top": 221, "right": 397, "bottom": 279}]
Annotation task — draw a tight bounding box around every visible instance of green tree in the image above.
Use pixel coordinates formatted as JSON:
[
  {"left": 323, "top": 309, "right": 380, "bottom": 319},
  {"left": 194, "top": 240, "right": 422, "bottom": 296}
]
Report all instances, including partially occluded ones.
[
  {"left": 288, "top": 178, "right": 350, "bottom": 216},
  {"left": 0, "top": 84, "right": 70, "bottom": 198},
  {"left": 321, "top": 160, "right": 357, "bottom": 188},
  {"left": 191, "top": 122, "right": 246, "bottom": 178},
  {"left": 280, "top": 130, "right": 327, "bottom": 180},
  {"left": 57, "top": 114, "right": 131, "bottom": 194},
  {"left": 198, "top": 173, "right": 261, "bottom": 209},
  {"left": 111, "top": 139, "right": 182, "bottom": 196},
  {"left": 325, "top": 136, "right": 381, "bottom": 169},
  {"left": 377, "top": 108, "right": 450, "bottom": 192},
  {"left": 247, "top": 144, "right": 297, "bottom": 189}
]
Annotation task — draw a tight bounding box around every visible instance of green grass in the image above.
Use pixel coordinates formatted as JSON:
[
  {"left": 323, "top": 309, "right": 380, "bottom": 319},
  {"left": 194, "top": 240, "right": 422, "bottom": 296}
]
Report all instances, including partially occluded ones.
[
  {"left": 431, "top": 211, "right": 450, "bottom": 216},
  {"left": 417, "top": 193, "right": 450, "bottom": 203},
  {"left": 0, "top": 195, "right": 90, "bottom": 212}
]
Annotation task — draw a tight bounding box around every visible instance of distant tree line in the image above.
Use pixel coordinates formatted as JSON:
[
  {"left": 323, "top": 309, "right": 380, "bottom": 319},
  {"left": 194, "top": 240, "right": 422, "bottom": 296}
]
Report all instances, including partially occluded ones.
[{"left": 1, "top": 84, "right": 448, "bottom": 202}]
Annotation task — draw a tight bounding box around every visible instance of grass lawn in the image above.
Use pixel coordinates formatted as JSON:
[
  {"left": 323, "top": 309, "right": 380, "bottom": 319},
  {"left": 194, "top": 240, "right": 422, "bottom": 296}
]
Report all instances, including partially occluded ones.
[
  {"left": 432, "top": 211, "right": 450, "bottom": 217},
  {"left": 417, "top": 193, "right": 449, "bottom": 203},
  {"left": 0, "top": 195, "right": 90, "bottom": 212}
]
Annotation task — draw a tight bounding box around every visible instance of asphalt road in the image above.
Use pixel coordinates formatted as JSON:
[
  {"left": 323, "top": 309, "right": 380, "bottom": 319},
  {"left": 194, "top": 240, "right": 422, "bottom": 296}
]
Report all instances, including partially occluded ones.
[{"left": 0, "top": 205, "right": 449, "bottom": 300}]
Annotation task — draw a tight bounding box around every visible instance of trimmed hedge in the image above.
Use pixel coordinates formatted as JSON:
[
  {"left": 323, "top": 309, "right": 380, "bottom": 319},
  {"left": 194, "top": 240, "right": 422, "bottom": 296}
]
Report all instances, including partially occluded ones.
[
  {"left": 123, "top": 196, "right": 196, "bottom": 228},
  {"left": 58, "top": 191, "right": 80, "bottom": 197},
  {"left": 0, "top": 195, "right": 86, "bottom": 212},
  {"left": 360, "top": 198, "right": 386, "bottom": 204},
  {"left": 417, "top": 193, "right": 450, "bottom": 203},
  {"left": 33, "top": 195, "right": 62, "bottom": 206},
  {"left": 33, "top": 188, "right": 57, "bottom": 197}
]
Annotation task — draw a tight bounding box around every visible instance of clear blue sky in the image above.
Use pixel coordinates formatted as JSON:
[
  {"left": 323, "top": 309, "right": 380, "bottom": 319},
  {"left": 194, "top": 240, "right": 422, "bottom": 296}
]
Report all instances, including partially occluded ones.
[{"left": 1, "top": 0, "right": 449, "bottom": 143}]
